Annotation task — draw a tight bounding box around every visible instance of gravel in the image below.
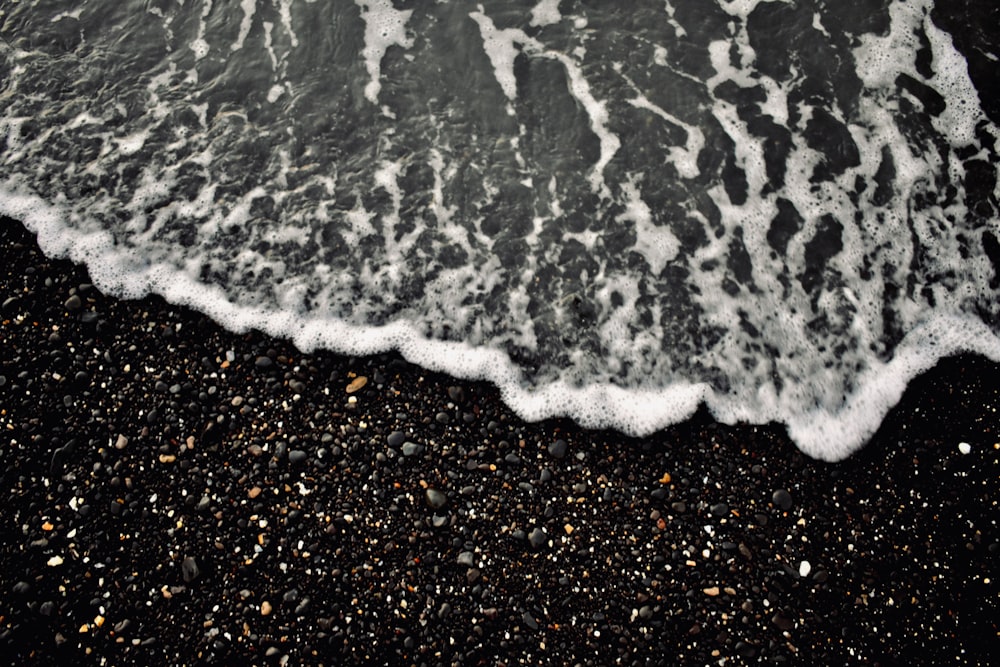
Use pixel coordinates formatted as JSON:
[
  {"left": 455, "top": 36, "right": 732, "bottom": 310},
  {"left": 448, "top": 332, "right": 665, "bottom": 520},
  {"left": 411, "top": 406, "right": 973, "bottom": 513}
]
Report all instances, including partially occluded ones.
[{"left": 1, "top": 218, "right": 999, "bottom": 665}]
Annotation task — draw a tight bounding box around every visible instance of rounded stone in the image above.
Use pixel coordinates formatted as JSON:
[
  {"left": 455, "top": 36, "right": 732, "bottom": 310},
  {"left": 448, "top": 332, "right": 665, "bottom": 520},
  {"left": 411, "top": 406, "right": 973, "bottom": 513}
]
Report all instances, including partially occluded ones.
[{"left": 425, "top": 488, "right": 447, "bottom": 509}]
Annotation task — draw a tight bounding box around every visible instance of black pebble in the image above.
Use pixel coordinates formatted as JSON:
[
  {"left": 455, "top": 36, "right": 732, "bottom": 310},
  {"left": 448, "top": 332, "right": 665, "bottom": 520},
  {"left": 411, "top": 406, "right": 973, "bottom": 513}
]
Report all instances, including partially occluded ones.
[
  {"left": 772, "top": 489, "right": 793, "bottom": 510},
  {"left": 181, "top": 556, "right": 200, "bottom": 583},
  {"left": 548, "top": 439, "right": 567, "bottom": 459}
]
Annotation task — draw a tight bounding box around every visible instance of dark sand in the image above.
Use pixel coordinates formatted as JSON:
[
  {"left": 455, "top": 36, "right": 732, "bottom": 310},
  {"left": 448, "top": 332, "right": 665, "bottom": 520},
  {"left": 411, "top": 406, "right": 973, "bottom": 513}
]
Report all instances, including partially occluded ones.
[{"left": 1, "top": 217, "right": 998, "bottom": 665}]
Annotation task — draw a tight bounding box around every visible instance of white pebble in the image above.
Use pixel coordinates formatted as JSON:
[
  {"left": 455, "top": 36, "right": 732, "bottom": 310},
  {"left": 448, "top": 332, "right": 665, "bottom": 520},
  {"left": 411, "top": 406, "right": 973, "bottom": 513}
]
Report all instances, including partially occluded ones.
[
  {"left": 799, "top": 560, "right": 811, "bottom": 578},
  {"left": 958, "top": 442, "right": 971, "bottom": 455}
]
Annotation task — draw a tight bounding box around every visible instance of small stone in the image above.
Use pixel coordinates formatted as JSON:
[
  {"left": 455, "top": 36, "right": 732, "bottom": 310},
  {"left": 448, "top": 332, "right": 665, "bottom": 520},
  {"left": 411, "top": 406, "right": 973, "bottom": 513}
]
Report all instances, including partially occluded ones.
[
  {"left": 261, "top": 601, "right": 273, "bottom": 616},
  {"left": 447, "top": 386, "right": 466, "bottom": 403},
  {"left": 772, "top": 489, "right": 793, "bottom": 510},
  {"left": 114, "top": 434, "right": 129, "bottom": 450},
  {"left": 181, "top": 556, "right": 200, "bottom": 583},
  {"left": 710, "top": 502, "right": 729, "bottom": 517},
  {"left": 346, "top": 376, "right": 367, "bottom": 393},
  {"left": 288, "top": 450, "right": 307, "bottom": 465},
  {"left": 425, "top": 488, "right": 447, "bottom": 509},
  {"left": 772, "top": 613, "right": 795, "bottom": 631},
  {"left": 64, "top": 294, "right": 82, "bottom": 311},
  {"left": 799, "top": 560, "right": 811, "bottom": 578},
  {"left": 387, "top": 431, "right": 406, "bottom": 447},
  {"left": 548, "top": 439, "right": 567, "bottom": 459},
  {"left": 528, "top": 527, "right": 547, "bottom": 549},
  {"left": 457, "top": 551, "right": 475, "bottom": 567},
  {"left": 958, "top": 442, "right": 972, "bottom": 455},
  {"left": 47, "top": 555, "right": 64, "bottom": 567},
  {"left": 402, "top": 442, "right": 422, "bottom": 457},
  {"left": 522, "top": 611, "right": 539, "bottom": 631},
  {"left": 254, "top": 356, "right": 273, "bottom": 368},
  {"left": 248, "top": 486, "right": 262, "bottom": 498},
  {"left": 703, "top": 586, "right": 720, "bottom": 596}
]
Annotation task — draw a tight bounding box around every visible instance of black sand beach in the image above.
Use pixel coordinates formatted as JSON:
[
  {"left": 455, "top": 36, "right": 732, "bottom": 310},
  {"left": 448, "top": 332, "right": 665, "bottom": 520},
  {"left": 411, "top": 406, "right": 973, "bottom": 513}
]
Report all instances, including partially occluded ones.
[{"left": 1, "top": 216, "right": 997, "bottom": 665}]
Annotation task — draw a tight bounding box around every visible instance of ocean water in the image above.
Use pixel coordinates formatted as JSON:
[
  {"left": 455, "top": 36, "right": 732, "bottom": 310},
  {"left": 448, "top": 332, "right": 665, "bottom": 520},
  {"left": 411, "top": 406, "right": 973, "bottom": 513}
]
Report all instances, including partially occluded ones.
[{"left": 1, "top": 0, "right": 998, "bottom": 460}]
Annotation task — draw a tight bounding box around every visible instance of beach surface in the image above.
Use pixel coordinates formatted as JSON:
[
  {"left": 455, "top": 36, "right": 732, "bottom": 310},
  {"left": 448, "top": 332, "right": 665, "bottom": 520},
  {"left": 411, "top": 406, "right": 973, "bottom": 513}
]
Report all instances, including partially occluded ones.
[{"left": 1, "top": 216, "right": 998, "bottom": 665}]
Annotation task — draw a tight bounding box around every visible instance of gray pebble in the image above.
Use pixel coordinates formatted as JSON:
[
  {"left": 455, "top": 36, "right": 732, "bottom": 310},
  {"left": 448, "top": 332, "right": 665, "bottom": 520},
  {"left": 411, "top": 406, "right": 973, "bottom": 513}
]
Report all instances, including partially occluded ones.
[
  {"left": 426, "top": 488, "right": 447, "bottom": 509},
  {"left": 181, "top": 556, "right": 200, "bottom": 583},
  {"left": 548, "top": 439, "right": 568, "bottom": 459}
]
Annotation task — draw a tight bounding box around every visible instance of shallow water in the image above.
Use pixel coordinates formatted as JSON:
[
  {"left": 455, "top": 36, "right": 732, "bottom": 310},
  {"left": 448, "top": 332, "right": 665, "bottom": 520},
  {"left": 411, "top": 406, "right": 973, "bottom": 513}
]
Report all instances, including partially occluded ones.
[{"left": 1, "top": 0, "right": 998, "bottom": 459}]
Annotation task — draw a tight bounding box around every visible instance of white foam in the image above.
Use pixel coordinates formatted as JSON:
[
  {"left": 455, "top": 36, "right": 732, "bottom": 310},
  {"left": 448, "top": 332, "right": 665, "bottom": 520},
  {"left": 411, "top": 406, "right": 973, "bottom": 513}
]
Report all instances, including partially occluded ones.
[
  {"left": 355, "top": 0, "right": 414, "bottom": 104},
  {"left": 617, "top": 179, "right": 680, "bottom": 275},
  {"left": 469, "top": 9, "right": 521, "bottom": 101},
  {"left": 231, "top": 0, "right": 257, "bottom": 52},
  {"left": 530, "top": 0, "right": 562, "bottom": 28},
  {"left": 190, "top": 0, "right": 214, "bottom": 61},
  {"left": 625, "top": 92, "right": 704, "bottom": 179},
  {"left": 544, "top": 50, "right": 620, "bottom": 198}
]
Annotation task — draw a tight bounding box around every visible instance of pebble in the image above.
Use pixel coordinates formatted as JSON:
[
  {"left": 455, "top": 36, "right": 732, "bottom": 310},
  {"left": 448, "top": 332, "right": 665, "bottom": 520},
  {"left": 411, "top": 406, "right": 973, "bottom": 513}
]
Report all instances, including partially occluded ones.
[
  {"left": 387, "top": 431, "right": 406, "bottom": 447},
  {"left": 958, "top": 442, "right": 972, "bottom": 454},
  {"left": 64, "top": 294, "right": 82, "bottom": 311},
  {"left": 402, "top": 442, "right": 422, "bottom": 456},
  {"left": 346, "top": 376, "right": 367, "bottom": 393},
  {"left": 528, "top": 527, "right": 547, "bottom": 548},
  {"left": 548, "top": 439, "right": 568, "bottom": 459},
  {"left": 425, "top": 488, "right": 447, "bottom": 509},
  {"left": 261, "top": 601, "right": 273, "bottom": 616},
  {"left": 288, "top": 449, "right": 308, "bottom": 464},
  {"left": 772, "top": 488, "right": 793, "bottom": 510},
  {"left": 799, "top": 560, "right": 811, "bottom": 578},
  {"left": 181, "top": 556, "right": 200, "bottom": 583},
  {"left": 457, "top": 551, "right": 475, "bottom": 566}
]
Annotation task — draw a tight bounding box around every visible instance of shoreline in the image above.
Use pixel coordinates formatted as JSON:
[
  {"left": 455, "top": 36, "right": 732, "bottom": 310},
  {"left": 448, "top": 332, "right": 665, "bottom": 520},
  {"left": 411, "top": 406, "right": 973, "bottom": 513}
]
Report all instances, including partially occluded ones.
[{"left": 1, "top": 216, "right": 998, "bottom": 664}]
